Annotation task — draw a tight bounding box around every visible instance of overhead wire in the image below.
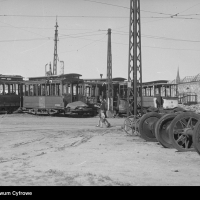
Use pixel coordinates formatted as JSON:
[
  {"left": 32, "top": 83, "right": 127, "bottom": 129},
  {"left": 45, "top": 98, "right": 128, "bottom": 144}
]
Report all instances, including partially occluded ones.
[
  {"left": 0, "top": 20, "right": 52, "bottom": 39},
  {"left": 59, "top": 33, "right": 106, "bottom": 39},
  {"left": 1, "top": 1, "right": 200, "bottom": 52},
  {"left": 171, "top": 2, "right": 200, "bottom": 17},
  {"left": 112, "top": 31, "right": 200, "bottom": 43},
  {"left": 59, "top": 34, "right": 107, "bottom": 54},
  {"left": 0, "top": 38, "right": 50, "bottom": 43},
  {"left": 1, "top": 14, "right": 200, "bottom": 21}
]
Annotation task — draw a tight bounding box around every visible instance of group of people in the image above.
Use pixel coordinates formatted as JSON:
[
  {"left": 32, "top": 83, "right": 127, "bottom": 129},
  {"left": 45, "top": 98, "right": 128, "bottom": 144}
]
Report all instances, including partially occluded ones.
[{"left": 96, "top": 96, "right": 111, "bottom": 128}]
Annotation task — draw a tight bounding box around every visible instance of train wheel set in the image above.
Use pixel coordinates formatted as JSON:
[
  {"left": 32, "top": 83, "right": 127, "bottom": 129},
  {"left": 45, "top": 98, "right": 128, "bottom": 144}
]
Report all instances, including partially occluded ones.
[{"left": 124, "top": 110, "right": 200, "bottom": 155}]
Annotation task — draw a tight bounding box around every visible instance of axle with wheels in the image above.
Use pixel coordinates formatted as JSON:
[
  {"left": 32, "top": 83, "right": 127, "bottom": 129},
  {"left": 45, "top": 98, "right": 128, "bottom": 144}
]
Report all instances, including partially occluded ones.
[{"left": 124, "top": 109, "right": 200, "bottom": 154}]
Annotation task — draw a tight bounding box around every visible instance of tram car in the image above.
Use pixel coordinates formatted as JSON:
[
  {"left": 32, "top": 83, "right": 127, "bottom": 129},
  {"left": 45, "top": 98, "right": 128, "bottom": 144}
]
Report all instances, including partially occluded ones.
[
  {"left": 117, "top": 80, "right": 179, "bottom": 114},
  {"left": 22, "top": 73, "right": 98, "bottom": 116},
  {"left": 83, "top": 77, "right": 127, "bottom": 114},
  {"left": 0, "top": 74, "right": 23, "bottom": 114}
]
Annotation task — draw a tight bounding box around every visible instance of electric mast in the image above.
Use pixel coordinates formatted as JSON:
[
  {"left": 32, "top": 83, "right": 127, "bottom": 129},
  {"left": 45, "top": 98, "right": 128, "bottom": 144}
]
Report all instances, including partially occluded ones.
[
  {"left": 106, "top": 28, "right": 113, "bottom": 117},
  {"left": 127, "top": 0, "right": 143, "bottom": 116},
  {"left": 53, "top": 18, "right": 59, "bottom": 75}
]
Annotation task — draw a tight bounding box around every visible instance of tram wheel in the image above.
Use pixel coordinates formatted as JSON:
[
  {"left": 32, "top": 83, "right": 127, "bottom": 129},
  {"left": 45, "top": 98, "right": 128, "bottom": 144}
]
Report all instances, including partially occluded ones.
[
  {"left": 168, "top": 112, "right": 200, "bottom": 152},
  {"left": 155, "top": 113, "right": 178, "bottom": 148},
  {"left": 124, "top": 115, "right": 140, "bottom": 136},
  {"left": 193, "top": 120, "right": 200, "bottom": 155},
  {"left": 138, "top": 112, "right": 162, "bottom": 142}
]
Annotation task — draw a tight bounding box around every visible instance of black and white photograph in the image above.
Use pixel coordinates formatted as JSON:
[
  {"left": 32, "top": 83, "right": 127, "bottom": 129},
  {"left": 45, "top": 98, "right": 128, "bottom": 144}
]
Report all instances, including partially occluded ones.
[{"left": 0, "top": 0, "right": 200, "bottom": 188}]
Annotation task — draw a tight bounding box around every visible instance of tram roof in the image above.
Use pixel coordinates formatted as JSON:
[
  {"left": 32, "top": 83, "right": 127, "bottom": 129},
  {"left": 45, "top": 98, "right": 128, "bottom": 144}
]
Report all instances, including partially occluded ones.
[
  {"left": 83, "top": 77, "right": 126, "bottom": 82},
  {"left": 0, "top": 74, "right": 23, "bottom": 81},
  {"left": 28, "top": 73, "right": 82, "bottom": 81},
  {"left": 142, "top": 80, "right": 176, "bottom": 86}
]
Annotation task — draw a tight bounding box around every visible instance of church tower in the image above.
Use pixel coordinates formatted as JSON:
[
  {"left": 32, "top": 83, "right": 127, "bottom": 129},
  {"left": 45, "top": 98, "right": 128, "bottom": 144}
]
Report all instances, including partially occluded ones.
[{"left": 176, "top": 67, "right": 181, "bottom": 84}]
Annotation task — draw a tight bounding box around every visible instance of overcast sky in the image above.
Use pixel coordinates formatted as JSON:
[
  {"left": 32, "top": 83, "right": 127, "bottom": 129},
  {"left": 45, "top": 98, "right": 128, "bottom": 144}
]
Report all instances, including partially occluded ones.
[{"left": 1, "top": 0, "right": 200, "bottom": 82}]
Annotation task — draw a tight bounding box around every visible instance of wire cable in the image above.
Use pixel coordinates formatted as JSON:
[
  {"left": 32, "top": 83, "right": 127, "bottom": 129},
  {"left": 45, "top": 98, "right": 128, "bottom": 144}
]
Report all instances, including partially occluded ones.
[
  {"left": 59, "top": 34, "right": 107, "bottom": 54},
  {"left": 0, "top": 20, "right": 53, "bottom": 39}
]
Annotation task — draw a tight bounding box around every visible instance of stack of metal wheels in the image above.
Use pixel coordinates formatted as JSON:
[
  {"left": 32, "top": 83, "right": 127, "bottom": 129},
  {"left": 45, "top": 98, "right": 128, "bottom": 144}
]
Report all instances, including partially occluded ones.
[{"left": 124, "top": 111, "right": 200, "bottom": 154}]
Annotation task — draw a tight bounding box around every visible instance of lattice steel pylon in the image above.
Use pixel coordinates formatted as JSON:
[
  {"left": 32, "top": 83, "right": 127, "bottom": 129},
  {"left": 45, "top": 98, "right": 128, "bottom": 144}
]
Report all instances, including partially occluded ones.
[
  {"left": 106, "top": 28, "right": 113, "bottom": 113},
  {"left": 53, "top": 18, "right": 59, "bottom": 75},
  {"left": 127, "top": 0, "right": 143, "bottom": 116}
]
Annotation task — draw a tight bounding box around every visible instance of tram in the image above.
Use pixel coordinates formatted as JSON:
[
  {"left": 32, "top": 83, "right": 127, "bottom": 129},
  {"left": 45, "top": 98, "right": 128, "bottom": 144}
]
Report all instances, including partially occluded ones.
[
  {"left": 118, "top": 80, "right": 179, "bottom": 115},
  {"left": 83, "top": 77, "right": 127, "bottom": 114},
  {"left": 22, "top": 73, "right": 86, "bottom": 115},
  {"left": 0, "top": 75, "right": 23, "bottom": 114}
]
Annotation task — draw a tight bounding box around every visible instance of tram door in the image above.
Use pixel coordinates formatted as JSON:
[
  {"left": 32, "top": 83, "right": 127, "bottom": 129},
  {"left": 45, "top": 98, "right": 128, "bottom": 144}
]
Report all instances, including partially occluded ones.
[
  {"left": 63, "top": 83, "right": 79, "bottom": 105},
  {"left": 113, "top": 84, "right": 119, "bottom": 110},
  {"left": 72, "top": 84, "right": 79, "bottom": 102}
]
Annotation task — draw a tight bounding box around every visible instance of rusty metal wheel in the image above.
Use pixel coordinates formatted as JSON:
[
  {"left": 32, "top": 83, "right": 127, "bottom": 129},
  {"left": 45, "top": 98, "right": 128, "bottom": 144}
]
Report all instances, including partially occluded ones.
[
  {"left": 193, "top": 120, "right": 200, "bottom": 155},
  {"left": 124, "top": 115, "right": 140, "bottom": 136},
  {"left": 155, "top": 113, "right": 178, "bottom": 148},
  {"left": 138, "top": 112, "right": 162, "bottom": 142},
  {"left": 168, "top": 112, "right": 200, "bottom": 152}
]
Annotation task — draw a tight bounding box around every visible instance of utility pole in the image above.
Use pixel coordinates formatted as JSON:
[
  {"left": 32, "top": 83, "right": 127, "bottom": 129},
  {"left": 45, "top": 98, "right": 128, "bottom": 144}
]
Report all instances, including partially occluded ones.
[
  {"left": 127, "top": 0, "right": 143, "bottom": 116},
  {"left": 106, "top": 28, "right": 113, "bottom": 118},
  {"left": 53, "top": 18, "right": 59, "bottom": 75}
]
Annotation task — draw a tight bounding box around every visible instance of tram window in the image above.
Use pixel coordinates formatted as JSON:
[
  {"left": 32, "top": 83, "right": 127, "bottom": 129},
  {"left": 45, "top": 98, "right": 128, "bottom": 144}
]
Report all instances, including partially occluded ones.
[
  {"left": 59, "top": 84, "right": 61, "bottom": 96},
  {"left": 9, "top": 84, "right": 12, "bottom": 94},
  {"left": 5, "top": 84, "right": 8, "bottom": 94},
  {"left": 55, "top": 84, "right": 59, "bottom": 96},
  {"left": 25, "top": 85, "right": 29, "bottom": 96},
  {"left": 78, "top": 86, "right": 80, "bottom": 95},
  {"left": 155, "top": 88, "right": 159, "bottom": 95},
  {"left": 171, "top": 89, "right": 174, "bottom": 97},
  {"left": 68, "top": 84, "right": 71, "bottom": 94},
  {"left": 41, "top": 85, "right": 45, "bottom": 96},
  {"left": 150, "top": 87, "right": 153, "bottom": 96},
  {"left": 86, "top": 87, "right": 90, "bottom": 97},
  {"left": 142, "top": 89, "right": 145, "bottom": 96},
  {"left": 92, "top": 87, "right": 95, "bottom": 97},
  {"left": 0, "top": 84, "right": 3, "bottom": 94},
  {"left": 37, "top": 84, "right": 41, "bottom": 96},
  {"left": 160, "top": 88, "right": 164, "bottom": 97},
  {"left": 63, "top": 84, "right": 67, "bottom": 94},
  {"left": 29, "top": 85, "right": 33, "bottom": 96},
  {"left": 22, "top": 85, "right": 25, "bottom": 96},
  {"left": 146, "top": 88, "right": 149, "bottom": 96},
  {"left": 165, "top": 88, "right": 170, "bottom": 97},
  {"left": 14, "top": 84, "right": 18, "bottom": 95},
  {"left": 33, "top": 85, "right": 36, "bottom": 96},
  {"left": 51, "top": 84, "right": 55, "bottom": 96},
  {"left": 46, "top": 85, "right": 50, "bottom": 96},
  {"left": 73, "top": 85, "right": 76, "bottom": 95},
  {"left": 12, "top": 84, "right": 16, "bottom": 94}
]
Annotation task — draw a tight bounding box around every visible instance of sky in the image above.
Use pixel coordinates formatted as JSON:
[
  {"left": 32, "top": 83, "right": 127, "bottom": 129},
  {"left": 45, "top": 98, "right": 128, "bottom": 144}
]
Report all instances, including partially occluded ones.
[{"left": 1, "top": 0, "right": 200, "bottom": 82}]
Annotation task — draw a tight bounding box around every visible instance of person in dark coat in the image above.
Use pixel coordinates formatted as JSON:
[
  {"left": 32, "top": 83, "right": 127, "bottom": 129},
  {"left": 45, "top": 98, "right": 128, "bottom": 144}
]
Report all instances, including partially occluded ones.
[{"left": 96, "top": 97, "right": 111, "bottom": 128}]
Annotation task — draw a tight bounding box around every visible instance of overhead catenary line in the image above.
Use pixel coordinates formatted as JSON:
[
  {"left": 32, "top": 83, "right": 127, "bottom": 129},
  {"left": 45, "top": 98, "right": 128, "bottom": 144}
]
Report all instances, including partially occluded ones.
[
  {"left": 60, "top": 34, "right": 107, "bottom": 53},
  {"left": 1, "top": 14, "right": 200, "bottom": 21},
  {"left": 82, "top": 0, "right": 175, "bottom": 16},
  {"left": 0, "top": 14, "right": 129, "bottom": 18},
  {"left": 59, "top": 33, "right": 106, "bottom": 39},
  {"left": 0, "top": 25, "right": 105, "bottom": 30},
  {"left": 0, "top": 20, "right": 52, "bottom": 39},
  {"left": 0, "top": 38, "right": 50, "bottom": 42},
  {"left": 171, "top": 2, "right": 200, "bottom": 17},
  {"left": 83, "top": 0, "right": 200, "bottom": 18},
  {"left": 112, "top": 31, "right": 200, "bottom": 43},
  {"left": 142, "top": 45, "right": 200, "bottom": 51}
]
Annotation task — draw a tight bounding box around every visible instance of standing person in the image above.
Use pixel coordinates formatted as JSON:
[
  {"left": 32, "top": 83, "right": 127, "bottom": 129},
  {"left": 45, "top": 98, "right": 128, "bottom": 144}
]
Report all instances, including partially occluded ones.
[{"left": 96, "top": 97, "right": 111, "bottom": 128}]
